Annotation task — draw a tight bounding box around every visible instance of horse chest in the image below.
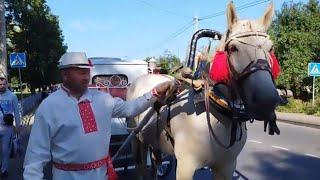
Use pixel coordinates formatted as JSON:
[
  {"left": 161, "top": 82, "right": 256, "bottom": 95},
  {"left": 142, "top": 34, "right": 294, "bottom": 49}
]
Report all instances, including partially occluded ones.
[{"left": 170, "top": 111, "right": 247, "bottom": 163}]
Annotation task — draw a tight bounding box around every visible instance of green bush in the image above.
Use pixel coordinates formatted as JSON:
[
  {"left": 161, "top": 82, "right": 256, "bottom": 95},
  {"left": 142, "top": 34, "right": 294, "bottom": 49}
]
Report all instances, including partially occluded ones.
[
  {"left": 277, "top": 97, "right": 320, "bottom": 116},
  {"left": 303, "top": 104, "right": 317, "bottom": 115},
  {"left": 277, "top": 98, "right": 304, "bottom": 113}
]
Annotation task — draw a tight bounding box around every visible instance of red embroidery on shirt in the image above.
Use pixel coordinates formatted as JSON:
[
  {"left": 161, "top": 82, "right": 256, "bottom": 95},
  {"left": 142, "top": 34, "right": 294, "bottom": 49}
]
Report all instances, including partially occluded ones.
[{"left": 78, "top": 100, "right": 98, "bottom": 133}]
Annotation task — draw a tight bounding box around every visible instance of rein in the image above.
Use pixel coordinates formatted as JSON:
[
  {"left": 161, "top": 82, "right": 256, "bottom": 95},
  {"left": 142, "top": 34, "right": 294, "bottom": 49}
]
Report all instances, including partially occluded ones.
[
  {"left": 196, "top": 31, "right": 273, "bottom": 149},
  {"left": 163, "top": 30, "right": 279, "bottom": 149},
  {"left": 202, "top": 72, "right": 244, "bottom": 149}
]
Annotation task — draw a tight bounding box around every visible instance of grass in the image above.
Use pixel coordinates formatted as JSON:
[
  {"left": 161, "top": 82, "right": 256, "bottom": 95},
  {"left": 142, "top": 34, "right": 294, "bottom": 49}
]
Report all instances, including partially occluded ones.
[{"left": 277, "top": 97, "right": 320, "bottom": 116}]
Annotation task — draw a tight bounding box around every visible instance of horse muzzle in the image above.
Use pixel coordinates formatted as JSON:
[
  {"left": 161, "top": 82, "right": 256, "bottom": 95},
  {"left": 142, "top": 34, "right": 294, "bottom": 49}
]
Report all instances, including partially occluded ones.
[{"left": 240, "top": 70, "right": 279, "bottom": 120}]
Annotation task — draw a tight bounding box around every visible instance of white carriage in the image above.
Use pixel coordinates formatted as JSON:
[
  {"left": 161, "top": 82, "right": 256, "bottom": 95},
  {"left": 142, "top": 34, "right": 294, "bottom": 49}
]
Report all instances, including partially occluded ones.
[{"left": 89, "top": 57, "right": 148, "bottom": 170}]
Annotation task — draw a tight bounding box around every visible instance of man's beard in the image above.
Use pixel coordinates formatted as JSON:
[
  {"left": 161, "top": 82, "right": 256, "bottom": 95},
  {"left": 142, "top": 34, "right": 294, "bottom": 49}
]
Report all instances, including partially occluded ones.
[
  {"left": 65, "top": 80, "right": 88, "bottom": 95},
  {"left": 0, "top": 87, "right": 6, "bottom": 93}
]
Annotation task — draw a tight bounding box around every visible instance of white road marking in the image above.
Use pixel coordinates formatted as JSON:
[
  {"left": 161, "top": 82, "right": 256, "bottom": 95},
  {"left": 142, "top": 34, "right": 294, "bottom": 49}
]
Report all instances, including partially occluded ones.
[
  {"left": 115, "top": 167, "right": 124, "bottom": 171},
  {"left": 127, "top": 165, "right": 136, "bottom": 170},
  {"left": 305, "top": 153, "right": 320, "bottom": 159},
  {"left": 271, "top": 145, "right": 289, "bottom": 151},
  {"left": 162, "top": 161, "right": 170, "bottom": 165},
  {"left": 248, "top": 139, "right": 262, "bottom": 144},
  {"left": 115, "top": 165, "right": 136, "bottom": 172},
  {"left": 115, "top": 161, "right": 171, "bottom": 172}
]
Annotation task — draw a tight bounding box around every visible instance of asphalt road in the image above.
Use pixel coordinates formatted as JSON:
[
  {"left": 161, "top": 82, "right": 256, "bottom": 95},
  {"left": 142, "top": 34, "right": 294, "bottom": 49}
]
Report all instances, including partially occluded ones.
[
  {"left": 4, "top": 119, "right": 320, "bottom": 180},
  {"left": 236, "top": 121, "right": 320, "bottom": 180},
  {"left": 117, "top": 121, "right": 320, "bottom": 180}
]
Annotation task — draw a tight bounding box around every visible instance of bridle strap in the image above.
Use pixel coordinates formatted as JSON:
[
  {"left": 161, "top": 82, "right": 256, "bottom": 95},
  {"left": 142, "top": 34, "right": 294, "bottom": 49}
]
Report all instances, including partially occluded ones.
[
  {"left": 224, "top": 31, "right": 272, "bottom": 81},
  {"left": 231, "top": 59, "right": 272, "bottom": 82},
  {"left": 225, "top": 31, "right": 269, "bottom": 47}
]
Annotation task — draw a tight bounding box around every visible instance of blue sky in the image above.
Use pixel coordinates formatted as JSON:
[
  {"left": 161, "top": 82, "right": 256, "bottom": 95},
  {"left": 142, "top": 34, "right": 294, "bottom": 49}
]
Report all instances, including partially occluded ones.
[{"left": 46, "top": 0, "right": 307, "bottom": 61}]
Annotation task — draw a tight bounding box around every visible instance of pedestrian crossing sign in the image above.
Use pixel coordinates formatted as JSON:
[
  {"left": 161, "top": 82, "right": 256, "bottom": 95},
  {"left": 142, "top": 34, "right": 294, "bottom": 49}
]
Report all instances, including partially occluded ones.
[
  {"left": 308, "top": 63, "right": 320, "bottom": 77},
  {"left": 10, "top": 53, "right": 26, "bottom": 68}
]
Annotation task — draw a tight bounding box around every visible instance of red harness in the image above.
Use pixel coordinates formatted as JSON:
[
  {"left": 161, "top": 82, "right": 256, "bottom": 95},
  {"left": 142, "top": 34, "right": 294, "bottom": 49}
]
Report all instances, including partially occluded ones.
[{"left": 209, "top": 51, "right": 281, "bottom": 83}]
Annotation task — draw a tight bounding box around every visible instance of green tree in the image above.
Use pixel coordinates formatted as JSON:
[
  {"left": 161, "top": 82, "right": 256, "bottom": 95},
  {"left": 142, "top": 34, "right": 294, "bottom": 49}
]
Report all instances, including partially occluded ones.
[
  {"left": 143, "top": 56, "right": 152, "bottom": 62},
  {"left": 269, "top": 0, "right": 320, "bottom": 98},
  {"left": 158, "top": 50, "right": 181, "bottom": 72},
  {"left": 5, "top": 0, "right": 67, "bottom": 92}
]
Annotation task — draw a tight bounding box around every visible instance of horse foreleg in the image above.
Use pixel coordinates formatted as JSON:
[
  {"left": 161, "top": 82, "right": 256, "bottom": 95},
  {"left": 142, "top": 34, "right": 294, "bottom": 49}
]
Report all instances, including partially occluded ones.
[
  {"left": 212, "top": 160, "right": 236, "bottom": 180},
  {"left": 175, "top": 155, "right": 199, "bottom": 180},
  {"left": 175, "top": 142, "right": 199, "bottom": 180}
]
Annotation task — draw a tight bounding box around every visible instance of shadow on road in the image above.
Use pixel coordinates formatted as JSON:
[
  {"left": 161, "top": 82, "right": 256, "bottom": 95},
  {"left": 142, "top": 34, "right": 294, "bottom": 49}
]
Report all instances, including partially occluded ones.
[
  {"left": 7, "top": 110, "right": 319, "bottom": 180},
  {"left": 241, "top": 150, "right": 320, "bottom": 180},
  {"left": 3, "top": 126, "right": 31, "bottom": 180}
]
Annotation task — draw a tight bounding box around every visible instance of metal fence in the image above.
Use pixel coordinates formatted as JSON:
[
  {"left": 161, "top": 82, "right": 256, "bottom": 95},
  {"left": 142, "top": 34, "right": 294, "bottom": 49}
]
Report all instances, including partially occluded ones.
[{"left": 19, "top": 93, "right": 42, "bottom": 126}]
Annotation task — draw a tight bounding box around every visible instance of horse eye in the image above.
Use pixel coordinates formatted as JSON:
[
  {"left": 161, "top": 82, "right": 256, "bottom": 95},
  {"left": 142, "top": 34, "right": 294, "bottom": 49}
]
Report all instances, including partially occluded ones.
[{"left": 229, "top": 46, "right": 238, "bottom": 52}]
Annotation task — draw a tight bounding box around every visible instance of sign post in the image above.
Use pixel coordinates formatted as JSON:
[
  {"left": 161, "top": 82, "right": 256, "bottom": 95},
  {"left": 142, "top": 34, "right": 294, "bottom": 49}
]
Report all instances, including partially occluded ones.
[
  {"left": 313, "top": 76, "right": 316, "bottom": 106},
  {"left": 9, "top": 53, "right": 26, "bottom": 100},
  {"left": 308, "top": 63, "right": 320, "bottom": 106},
  {"left": 0, "top": 0, "right": 7, "bottom": 77}
]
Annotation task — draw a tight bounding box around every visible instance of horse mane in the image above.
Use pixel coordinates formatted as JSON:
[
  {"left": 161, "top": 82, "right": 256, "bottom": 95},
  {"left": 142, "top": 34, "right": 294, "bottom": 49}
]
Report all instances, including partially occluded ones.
[
  {"left": 216, "top": 34, "right": 227, "bottom": 52},
  {"left": 195, "top": 33, "right": 227, "bottom": 67}
]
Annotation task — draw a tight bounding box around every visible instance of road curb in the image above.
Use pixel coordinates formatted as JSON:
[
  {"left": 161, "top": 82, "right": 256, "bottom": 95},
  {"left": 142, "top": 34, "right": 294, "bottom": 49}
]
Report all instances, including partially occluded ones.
[
  {"left": 276, "top": 112, "right": 320, "bottom": 129},
  {"left": 277, "top": 118, "right": 320, "bottom": 129}
]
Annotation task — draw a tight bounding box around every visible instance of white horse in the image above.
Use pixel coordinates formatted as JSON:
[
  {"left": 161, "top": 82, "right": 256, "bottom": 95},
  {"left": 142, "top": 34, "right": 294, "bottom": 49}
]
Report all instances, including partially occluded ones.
[{"left": 127, "top": 2, "right": 279, "bottom": 180}]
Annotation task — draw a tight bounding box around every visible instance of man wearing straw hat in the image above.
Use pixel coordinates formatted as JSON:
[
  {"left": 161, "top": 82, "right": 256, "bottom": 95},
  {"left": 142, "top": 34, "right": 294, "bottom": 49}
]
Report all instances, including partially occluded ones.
[{"left": 23, "top": 52, "right": 173, "bottom": 180}]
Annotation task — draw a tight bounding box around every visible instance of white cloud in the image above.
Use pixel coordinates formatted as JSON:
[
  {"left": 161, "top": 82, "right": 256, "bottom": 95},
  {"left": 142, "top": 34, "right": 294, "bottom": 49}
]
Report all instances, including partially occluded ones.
[{"left": 69, "top": 20, "right": 113, "bottom": 32}]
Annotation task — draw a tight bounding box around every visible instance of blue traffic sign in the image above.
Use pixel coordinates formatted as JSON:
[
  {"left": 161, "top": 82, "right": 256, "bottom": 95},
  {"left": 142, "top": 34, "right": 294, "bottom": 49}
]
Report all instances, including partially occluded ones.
[
  {"left": 10, "top": 53, "right": 26, "bottom": 68},
  {"left": 308, "top": 63, "right": 320, "bottom": 76}
]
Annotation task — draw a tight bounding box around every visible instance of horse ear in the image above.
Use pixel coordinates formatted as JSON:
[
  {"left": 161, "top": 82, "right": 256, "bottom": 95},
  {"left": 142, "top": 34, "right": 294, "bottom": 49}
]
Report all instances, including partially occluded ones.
[
  {"left": 227, "top": 2, "right": 238, "bottom": 30},
  {"left": 260, "top": 3, "right": 274, "bottom": 30}
]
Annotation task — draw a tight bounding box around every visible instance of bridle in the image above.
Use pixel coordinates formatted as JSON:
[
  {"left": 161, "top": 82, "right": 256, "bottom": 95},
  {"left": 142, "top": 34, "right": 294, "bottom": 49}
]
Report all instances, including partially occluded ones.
[
  {"left": 173, "top": 29, "right": 280, "bottom": 149},
  {"left": 224, "top": 31, "right": 275, "bottom": 83},
  {"left": 200, "top": 30, "right": 279, "bottom": 149}
]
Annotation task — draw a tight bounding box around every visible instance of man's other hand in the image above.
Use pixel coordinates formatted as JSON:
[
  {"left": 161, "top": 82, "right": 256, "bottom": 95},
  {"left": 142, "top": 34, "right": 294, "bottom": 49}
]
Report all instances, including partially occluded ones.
[{"left": 152, "top": 81, "right": 176, "bottom": 99}]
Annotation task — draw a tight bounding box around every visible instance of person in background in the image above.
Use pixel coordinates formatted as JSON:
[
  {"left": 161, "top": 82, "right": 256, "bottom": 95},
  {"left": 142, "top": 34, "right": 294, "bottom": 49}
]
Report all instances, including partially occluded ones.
[
  {"left": 23, "top": 52, "right": 174, "bottom": 180},
  {"left": 0, "top": 73, "right": 21, "bottom": 178}
]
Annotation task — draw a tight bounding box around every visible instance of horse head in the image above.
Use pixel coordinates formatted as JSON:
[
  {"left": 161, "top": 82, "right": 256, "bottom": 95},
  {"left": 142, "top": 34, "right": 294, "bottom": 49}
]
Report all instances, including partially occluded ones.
[{"left": 211, "top": 2, "right": 280, "bottom": 120}]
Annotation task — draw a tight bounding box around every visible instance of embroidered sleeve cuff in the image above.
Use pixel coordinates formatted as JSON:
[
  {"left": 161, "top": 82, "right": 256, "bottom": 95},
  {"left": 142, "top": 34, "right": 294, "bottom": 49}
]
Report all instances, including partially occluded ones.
[
  {"left": 151, "top": 88, "right": 161, "bottom": 98},
  {"left": 144, "top": 91, "right": 157, "bottom": 102}
]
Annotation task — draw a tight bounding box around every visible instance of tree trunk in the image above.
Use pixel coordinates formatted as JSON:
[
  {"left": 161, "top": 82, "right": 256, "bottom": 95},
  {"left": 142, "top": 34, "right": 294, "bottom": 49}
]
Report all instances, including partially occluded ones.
[{"left": 0, "top": 0, "right": 7, "bottom": 76}]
